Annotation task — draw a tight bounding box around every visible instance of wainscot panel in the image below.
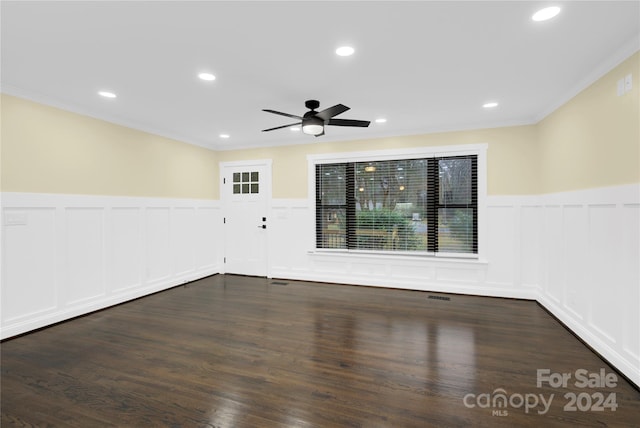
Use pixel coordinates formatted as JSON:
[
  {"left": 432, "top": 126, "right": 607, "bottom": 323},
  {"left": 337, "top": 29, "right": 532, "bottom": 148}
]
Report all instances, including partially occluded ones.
[
  {"left": 1, "top": 207, "right": 57, "bottom": 322},
  {"left": 110, "top": 207, "right": 142, "bottom": 293},
  {"left": 0, "top": 192, "right": 221, "bottom": 339}
]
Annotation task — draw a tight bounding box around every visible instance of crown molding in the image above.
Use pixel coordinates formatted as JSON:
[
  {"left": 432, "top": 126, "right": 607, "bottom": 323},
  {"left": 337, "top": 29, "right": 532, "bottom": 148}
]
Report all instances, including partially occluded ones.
[
  {"left": 4, "top": 33, "right": 638, "bottom": 153},
  {"left": 533, "top": 34, "right": 640, "bottom": 123},
  {"left": 1, "top": 84, "right": 218, "bottom": 152}
]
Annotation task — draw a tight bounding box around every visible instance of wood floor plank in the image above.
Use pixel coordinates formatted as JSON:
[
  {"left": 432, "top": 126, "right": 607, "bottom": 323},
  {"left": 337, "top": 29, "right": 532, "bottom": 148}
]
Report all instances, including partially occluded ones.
[{"left": 2, "top": 274, "right": 639, "bottom": 427}]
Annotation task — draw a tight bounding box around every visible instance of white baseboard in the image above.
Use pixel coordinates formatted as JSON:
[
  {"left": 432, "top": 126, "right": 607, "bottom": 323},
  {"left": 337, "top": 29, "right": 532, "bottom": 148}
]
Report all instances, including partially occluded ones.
[
  {"left": 0, "top": 266, "right": 219, "bottom": 339},
  {"left": 538, "top": 293, "right": 640, "bottom": 388}
]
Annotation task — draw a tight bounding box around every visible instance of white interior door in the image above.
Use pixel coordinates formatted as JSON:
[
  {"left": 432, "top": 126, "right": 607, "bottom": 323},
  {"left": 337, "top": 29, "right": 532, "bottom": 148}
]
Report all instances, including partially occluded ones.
[{"left": 221, "top": 161, "right": 271, "bottom": 277}]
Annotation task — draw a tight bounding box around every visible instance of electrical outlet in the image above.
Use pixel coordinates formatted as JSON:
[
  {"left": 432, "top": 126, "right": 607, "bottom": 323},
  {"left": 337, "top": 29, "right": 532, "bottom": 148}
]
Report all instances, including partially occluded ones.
[
  {"left": 625, "top": 73, "right": 632, "bottom": 92},
  {"left": 4, "top": 211, "right": 28, "bottom": 226}
]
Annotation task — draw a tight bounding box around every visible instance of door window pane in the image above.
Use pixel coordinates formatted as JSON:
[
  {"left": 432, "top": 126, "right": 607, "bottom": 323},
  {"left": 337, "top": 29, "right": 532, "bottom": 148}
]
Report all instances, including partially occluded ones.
[{"left": 232, "top": 171, "right": 260, "bottom": 194}]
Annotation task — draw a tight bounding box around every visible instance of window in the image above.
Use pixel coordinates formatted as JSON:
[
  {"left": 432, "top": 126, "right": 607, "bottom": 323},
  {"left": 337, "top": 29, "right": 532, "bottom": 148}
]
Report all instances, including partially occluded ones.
[
  {"left": 232, "top": 171, "right": 259, "bottom": 194},
  {"left": 315, "top": 154, "right": 477, "bottom": 255}
]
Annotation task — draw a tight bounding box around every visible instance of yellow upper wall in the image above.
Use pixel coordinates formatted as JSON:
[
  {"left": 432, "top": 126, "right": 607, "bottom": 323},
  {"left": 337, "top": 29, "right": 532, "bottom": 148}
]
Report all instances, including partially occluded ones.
[
  {"left": 1, "top": 94, "right": 218, "bottom": 199},
  {"left": 538, "top": 52, "right": 639, "bottom": 193},
  {"left": 217, "top": 125, "right": 539, "bottom": 198},
  {"left": 1, "top": 51, "right": 637, "bottom": 199}
]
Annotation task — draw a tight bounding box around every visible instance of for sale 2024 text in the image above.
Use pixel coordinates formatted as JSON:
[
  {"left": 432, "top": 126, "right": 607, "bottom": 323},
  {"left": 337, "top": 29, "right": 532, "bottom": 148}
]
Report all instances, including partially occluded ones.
[{"left": 537, "top": 368, "right": 618, "bottom": 412}]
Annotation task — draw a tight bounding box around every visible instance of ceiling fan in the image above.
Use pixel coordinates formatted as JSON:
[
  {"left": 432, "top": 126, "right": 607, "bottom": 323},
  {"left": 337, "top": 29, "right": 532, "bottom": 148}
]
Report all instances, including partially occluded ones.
[{"left": 262, "top": 100, "right": 370, "bottom": 137}]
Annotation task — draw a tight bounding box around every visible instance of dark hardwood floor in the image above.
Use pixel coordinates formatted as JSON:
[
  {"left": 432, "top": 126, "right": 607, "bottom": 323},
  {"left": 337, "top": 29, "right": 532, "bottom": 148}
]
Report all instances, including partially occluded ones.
[{"left": 2, "top": 274, "right": 639, "bottom": 427}]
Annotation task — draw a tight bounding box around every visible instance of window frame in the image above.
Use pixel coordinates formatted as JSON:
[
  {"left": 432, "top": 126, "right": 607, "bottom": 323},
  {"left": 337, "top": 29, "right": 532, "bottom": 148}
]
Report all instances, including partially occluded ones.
[{"left": 308, "top": 144, "right": 487, "bottom": 260}]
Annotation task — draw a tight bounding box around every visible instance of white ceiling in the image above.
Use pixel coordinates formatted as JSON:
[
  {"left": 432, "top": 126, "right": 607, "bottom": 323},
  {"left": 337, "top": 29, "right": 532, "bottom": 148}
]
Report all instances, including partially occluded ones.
[{"left": 2, "top": 1, "right": 639, "bottom": 151}]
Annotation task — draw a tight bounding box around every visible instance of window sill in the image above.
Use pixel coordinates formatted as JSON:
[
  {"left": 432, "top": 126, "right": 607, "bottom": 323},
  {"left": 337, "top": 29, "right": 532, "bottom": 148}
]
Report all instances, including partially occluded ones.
[{"left": 307, "top": 249, "right": 488, "bottom": 265}]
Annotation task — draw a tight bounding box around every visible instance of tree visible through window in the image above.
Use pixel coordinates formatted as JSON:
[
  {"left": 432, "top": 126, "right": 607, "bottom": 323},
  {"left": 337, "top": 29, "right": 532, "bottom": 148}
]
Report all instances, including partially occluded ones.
[{"left": 315, "top": 155, "right": 477, "bottom": 254}]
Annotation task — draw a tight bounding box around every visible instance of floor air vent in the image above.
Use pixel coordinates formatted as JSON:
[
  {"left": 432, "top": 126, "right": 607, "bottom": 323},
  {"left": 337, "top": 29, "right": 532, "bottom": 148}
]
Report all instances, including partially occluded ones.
[
  {"left": 428, "top": 295, "right": 451, "bottom": 301},
  {"left": 270, "top": 281, "right": 288, "bottom": 286}
]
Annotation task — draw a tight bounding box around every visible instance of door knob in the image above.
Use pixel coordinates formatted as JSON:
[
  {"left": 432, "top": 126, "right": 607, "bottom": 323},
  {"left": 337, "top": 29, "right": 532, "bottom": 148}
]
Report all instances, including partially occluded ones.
[{"left": 257, "top": 224, "right": 266, "bottom": 229}]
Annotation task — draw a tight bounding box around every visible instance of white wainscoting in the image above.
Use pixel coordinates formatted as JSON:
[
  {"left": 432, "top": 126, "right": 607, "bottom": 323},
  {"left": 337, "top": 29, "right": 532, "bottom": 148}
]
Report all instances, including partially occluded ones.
[
  {"left": 534, "top": 184, "right": 640, "bottom": 388},
  {"left": 269, "top": 199, "right": 537, "bottom": 299},
  {"left": 0, "top": 192, "right": 222, "bottom": 339},
  {"left": 2, "top": 184, "right": 638, "bottom": 387},
  {"left": 269, "top": 183, "right": 640, "bottom": 387}
]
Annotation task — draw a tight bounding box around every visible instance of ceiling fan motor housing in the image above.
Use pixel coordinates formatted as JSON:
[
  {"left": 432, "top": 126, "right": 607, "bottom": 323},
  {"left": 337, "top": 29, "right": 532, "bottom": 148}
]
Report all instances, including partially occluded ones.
[
  {"left": 303, "top": 116, "right": 324, "bottom": 127},
  {"left": 305, "top": 99, "right": 320, "bottom": 110}
]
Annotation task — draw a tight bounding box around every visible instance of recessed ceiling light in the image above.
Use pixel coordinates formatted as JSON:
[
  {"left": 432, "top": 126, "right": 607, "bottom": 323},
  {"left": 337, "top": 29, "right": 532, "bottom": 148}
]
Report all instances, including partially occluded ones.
[
  {"left": 375, "top": 118, "right": 387, "bottom": 123},
  {"left": 336, "top": 46, "right": 355, "bottom": 57},
  {"left": 198, "top": 72, "right": 216, "bottom": 81},
  {"left": 483, "top": 102, "right": 499, "bottom": 108},
  {"left": 219, "top": 134, "right": 230, "bottom": 139},
  {"left": 532, "top": 6, "right": 561, "bottom": 22},
  {"left": 98, "top": 91, "right": 116, "bottom": 98}
]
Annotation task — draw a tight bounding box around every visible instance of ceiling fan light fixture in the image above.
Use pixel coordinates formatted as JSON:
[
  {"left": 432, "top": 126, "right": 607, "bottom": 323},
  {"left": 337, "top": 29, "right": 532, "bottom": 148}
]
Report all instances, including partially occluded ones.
[
  {"left": 302, "top": 124, "right": 324, "bottom": 136},
  {"left": 302, "top": 117, "right": 324, "bottom": 135}
]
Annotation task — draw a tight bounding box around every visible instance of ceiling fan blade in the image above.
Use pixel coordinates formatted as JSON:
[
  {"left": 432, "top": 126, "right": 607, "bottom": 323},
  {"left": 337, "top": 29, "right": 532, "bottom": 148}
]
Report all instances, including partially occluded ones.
[
  {"left": 262, "top": 109, "right": 303, "bottom": 120},
  {"left": 262, "top": 122, "right": 301, "bottom": 132},
  {"left": 327, "top": 118, "right": 371, "bottom": 127},
  {"left": 316, "top": 104, "right": 350, "bottom": 121}
]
